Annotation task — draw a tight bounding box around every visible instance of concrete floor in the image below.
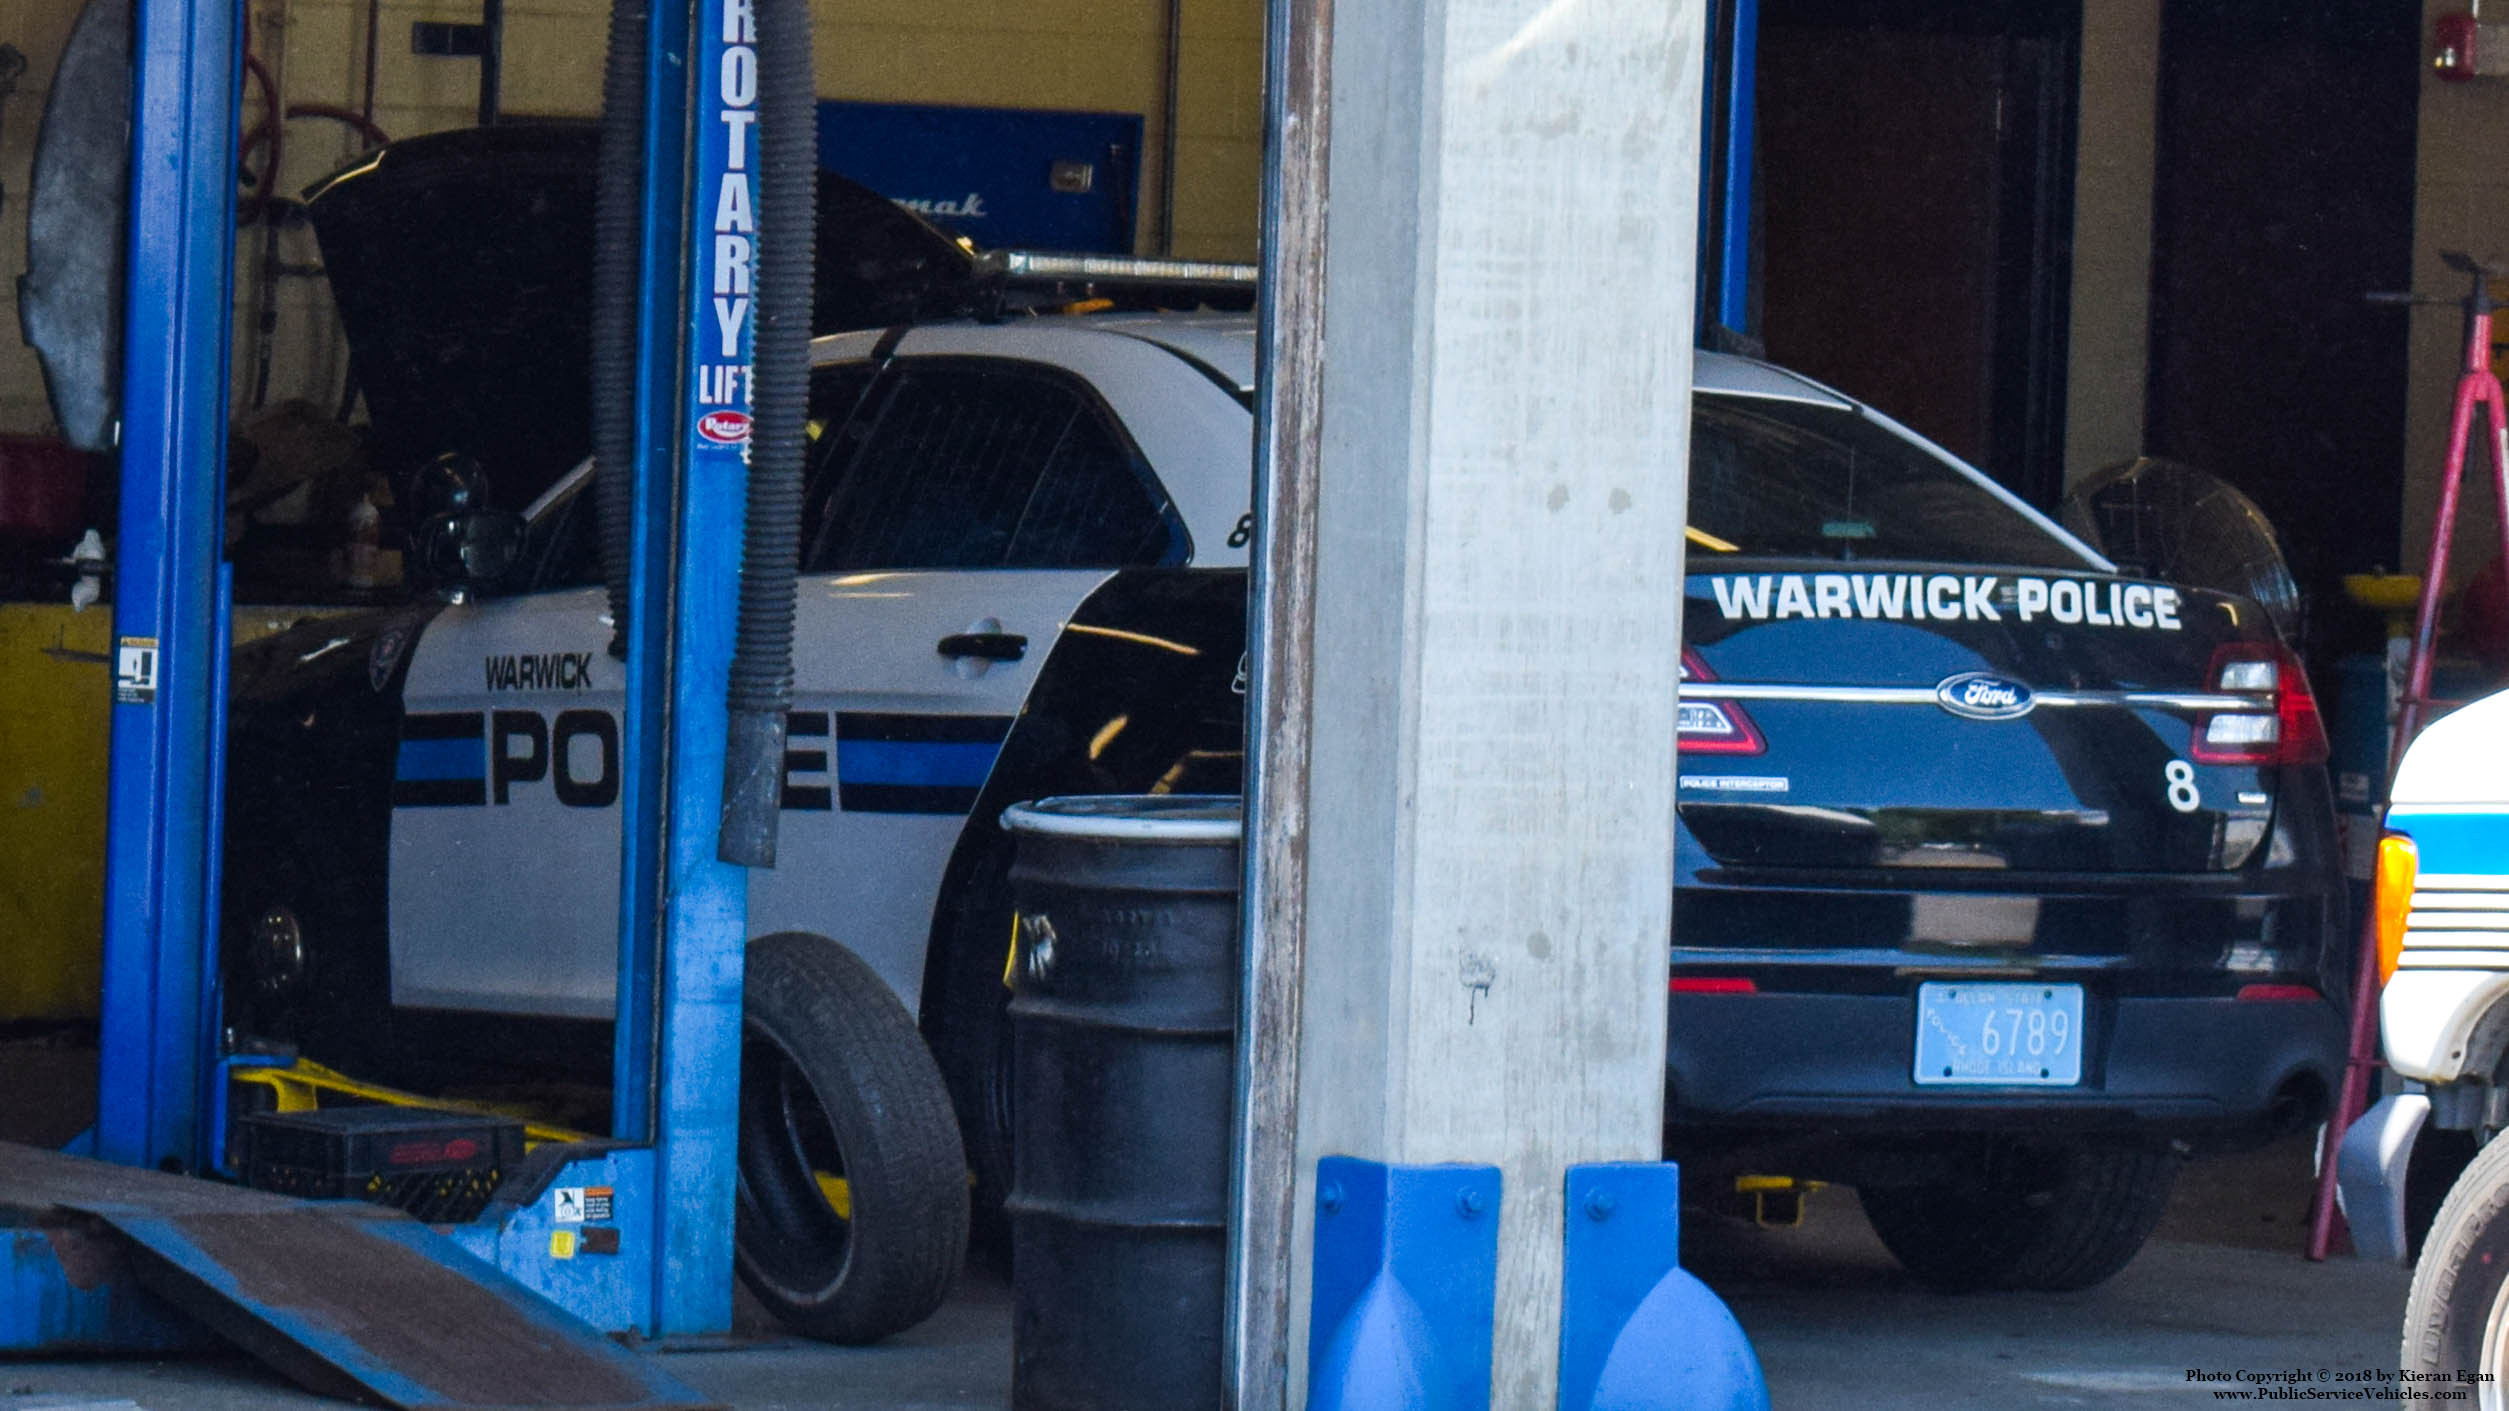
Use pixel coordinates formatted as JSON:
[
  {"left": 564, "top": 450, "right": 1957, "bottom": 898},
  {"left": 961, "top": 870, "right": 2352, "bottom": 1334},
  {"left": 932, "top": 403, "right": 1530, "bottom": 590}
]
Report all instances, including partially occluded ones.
[
  {"left": 0, "top": 1133, "right": 2420, "bottom": 1410},
  {"left": 1691, "top": 1136, "right": 2417, "bottom": 1408}
]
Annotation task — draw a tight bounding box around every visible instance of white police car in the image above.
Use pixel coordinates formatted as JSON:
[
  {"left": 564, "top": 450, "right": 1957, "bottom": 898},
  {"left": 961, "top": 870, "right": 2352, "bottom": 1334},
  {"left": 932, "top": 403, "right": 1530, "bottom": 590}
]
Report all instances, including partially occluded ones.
[{"left": 220, "top": 131, "right": 2342, "bottom": 1342}]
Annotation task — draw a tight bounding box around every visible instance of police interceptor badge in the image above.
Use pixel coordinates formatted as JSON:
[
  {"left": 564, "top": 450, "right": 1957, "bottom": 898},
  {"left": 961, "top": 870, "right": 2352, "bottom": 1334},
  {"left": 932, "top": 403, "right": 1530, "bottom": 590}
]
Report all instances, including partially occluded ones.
[{"left": 1935, "top": 671, "right": 2035, "bottom": 721}]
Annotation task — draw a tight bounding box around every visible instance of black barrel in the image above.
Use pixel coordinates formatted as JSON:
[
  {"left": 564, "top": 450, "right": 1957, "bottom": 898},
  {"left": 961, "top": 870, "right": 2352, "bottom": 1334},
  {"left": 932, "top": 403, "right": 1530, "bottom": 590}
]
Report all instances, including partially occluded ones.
[{"left": 1001, "top": 794, "right": 1242, "bottom": 1411}]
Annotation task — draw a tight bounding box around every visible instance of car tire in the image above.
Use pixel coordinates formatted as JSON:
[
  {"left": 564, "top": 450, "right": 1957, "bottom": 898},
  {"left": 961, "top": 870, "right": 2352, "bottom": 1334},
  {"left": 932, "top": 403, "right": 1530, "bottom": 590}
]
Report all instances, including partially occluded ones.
[
  {"left": 1856, "top": 1139, "right": 2177, "bottom": 1292},
  {"left": 736, "top": 931, "right": 969, "bottom": 1344},
  {"left": 2403, "top": 1131, "right": 2509, "bottom": 1393}
]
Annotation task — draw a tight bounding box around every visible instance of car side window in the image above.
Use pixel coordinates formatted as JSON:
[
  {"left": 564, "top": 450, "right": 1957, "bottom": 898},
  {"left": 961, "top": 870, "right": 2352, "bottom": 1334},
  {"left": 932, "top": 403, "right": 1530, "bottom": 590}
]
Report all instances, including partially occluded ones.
[
  {"left": 1687, "top": 395, "right": 2091, "bottom": 570},
  {"left": 807, "top": 360, "right": 1177, "bottom": 572},
  {"left": 800, "top": 362, "right": 882, "bottom": 527},
  {"left": 514, "top": 362, "right": 882, "bottom": 594}
]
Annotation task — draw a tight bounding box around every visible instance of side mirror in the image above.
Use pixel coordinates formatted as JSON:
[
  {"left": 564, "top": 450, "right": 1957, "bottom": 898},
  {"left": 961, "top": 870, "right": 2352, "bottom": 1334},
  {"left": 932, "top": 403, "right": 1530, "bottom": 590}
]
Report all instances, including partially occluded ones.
[
  {"left": 415, "top": 509, "right": 525, "bottom": 593},
  {"left": 410, "top": 451, "right": 523, "bottom": 596}
]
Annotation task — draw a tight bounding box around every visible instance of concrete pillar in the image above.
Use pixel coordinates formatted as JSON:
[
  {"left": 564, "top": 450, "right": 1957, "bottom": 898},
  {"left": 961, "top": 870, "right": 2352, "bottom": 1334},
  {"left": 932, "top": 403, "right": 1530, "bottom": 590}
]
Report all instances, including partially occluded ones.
[{"left": 1235, "top": 0, "right": 1707, "bottom": 1401}]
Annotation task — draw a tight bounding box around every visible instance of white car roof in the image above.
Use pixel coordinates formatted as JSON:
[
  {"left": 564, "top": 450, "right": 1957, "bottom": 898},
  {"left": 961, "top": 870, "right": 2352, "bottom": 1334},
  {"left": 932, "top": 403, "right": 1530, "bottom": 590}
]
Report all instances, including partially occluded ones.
[
  {"left": 1091, "top": 315, "right": 1259, "bottom": 396},
  {"left": 799, "top": 313, "right": 2098, "bottom": 573},
  {"left": 972, "top": 312, "right": 1857, "bottom": 411},
  {"left": 813, "top": 313, "right": 1859, "bottom": 398}
]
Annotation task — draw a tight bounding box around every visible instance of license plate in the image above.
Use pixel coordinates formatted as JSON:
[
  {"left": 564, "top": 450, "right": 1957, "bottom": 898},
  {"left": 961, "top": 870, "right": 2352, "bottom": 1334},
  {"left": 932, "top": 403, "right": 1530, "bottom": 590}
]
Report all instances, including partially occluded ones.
[{"left": 1913, "top": 981, "right": 2084, "bottom": 1086}]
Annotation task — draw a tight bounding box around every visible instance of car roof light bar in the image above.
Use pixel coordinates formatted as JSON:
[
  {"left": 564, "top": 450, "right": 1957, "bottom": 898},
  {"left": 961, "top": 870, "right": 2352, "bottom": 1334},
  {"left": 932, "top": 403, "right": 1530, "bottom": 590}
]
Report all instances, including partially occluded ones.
[{"left": 981, "top": 250, "right": 1260, "bottom": 288}]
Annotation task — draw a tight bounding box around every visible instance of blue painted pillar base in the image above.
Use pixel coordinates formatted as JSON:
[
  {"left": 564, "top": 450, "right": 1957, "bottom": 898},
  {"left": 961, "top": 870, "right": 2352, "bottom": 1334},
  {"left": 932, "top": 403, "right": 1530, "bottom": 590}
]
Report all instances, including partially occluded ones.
[
  {"left": 1560, "top": 1163, "right": 1768, "bottom": 1411},
  {"left": 1302, "top": 1159, "right": 1767, "bottom": 1410},
  {"left": 1305, "top": 1157, "right": 1501, "bottom": 1411}
]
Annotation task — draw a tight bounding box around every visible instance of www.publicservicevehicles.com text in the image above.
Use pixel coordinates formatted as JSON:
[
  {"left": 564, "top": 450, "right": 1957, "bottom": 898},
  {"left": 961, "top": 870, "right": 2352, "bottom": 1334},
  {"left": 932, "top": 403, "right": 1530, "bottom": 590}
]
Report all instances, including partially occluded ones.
[{"left": 2186, "top": 1369, "right": 2491, "bottom": 1400}]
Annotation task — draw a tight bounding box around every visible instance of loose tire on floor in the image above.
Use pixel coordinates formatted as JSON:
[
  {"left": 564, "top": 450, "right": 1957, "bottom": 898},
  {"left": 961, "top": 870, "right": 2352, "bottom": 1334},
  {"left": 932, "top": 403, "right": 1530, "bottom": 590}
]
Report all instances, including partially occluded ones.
[
  {"left": 2403, "top": 1131, "right": 2509, "bottom": 1403},
  {"left": 736, "top": 931, "right": 969, "bottom": 1344},
  {"left": 1856, "top": 1138, "right": 2178, "bottom": 1292}
]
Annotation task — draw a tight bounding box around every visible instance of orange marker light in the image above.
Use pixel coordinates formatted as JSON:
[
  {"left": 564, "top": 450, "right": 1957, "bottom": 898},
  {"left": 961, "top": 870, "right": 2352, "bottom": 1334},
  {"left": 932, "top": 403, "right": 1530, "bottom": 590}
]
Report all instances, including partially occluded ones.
[{"left": 2375, "top": 833, "right": 2420, "bottom": 986}]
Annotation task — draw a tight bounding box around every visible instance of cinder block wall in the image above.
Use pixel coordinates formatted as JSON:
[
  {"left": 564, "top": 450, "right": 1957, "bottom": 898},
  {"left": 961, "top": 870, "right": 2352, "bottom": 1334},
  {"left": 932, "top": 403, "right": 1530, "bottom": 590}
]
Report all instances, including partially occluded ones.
[
  {"left": 0, "top": 0, "right": 1266, "bottom": 433},
  {"left": 2063, "top": 0, "right": 2158, "bottom": 487},
  {"left": 246, "top": 0, "right": 1265, "bottom": 411},
  {"left": 0, "top": 0, "right": 100, "bottom": 434},
  {"left": 2403, "top": 0, "right": 2509, "bottom": 589}
]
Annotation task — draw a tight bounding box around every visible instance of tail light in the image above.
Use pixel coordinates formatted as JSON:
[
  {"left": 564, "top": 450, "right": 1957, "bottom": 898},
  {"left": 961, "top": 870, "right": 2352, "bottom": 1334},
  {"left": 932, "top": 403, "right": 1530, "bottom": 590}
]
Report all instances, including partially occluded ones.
[
  {"left": 2233, "top": 984, "right": 2322, "bottom": 1003},
  {"left": 1670, "top": 976, "right": 1758, "bottom": 995},
  {"left": 1678, "top": 649, "right": 1765, "bottom": 755},
  {"left": 2375, "top": 831, "right": 2420, "bottom": 986},
  {"left": 2190, "top": 643, "right": 2329, "bottom": 766}
]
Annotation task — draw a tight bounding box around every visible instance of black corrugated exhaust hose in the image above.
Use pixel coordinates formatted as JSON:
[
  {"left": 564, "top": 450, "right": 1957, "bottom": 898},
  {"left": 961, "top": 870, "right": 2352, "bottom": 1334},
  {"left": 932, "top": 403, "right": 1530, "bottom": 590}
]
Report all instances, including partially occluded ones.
[
  {"left": 717, "top": 0, "right": 816, "bottom": 867},
  {"left": 589, "top": 0, "right": 645, "bottom": 661}
]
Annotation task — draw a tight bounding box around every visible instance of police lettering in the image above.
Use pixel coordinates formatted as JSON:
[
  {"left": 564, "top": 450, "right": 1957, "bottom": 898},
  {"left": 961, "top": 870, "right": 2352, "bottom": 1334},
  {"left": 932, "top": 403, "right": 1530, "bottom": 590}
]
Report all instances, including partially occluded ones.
[
  {"left": 400, "top": 707, "right": 808, "bottom": 811},
  {"left": 1707, "top": 574, "right": 2182, "bottom": 631},
  {"left": 483, "top": 652, "right": 596, "bottom": 691},
  {"left": 463, "top": 711, "right": 615, "bottom": 808},
  {"left": 491, "top": 711, "right": 547, "bottom": 804},
  {"left": 552, "top": 710, "right": 620, "bottom": 808}
]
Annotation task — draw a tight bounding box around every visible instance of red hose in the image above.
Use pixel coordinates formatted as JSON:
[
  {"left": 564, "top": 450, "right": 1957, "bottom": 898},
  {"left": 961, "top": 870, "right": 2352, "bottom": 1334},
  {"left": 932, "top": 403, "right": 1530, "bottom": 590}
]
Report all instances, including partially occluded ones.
[{"left": 237, "top": 98, "right": 392, "bottom": 226}]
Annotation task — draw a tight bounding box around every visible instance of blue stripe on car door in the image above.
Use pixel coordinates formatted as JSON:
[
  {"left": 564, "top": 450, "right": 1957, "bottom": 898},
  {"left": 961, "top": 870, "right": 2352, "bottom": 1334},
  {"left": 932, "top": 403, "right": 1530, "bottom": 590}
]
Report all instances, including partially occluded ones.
[
  {"left": 835, "top": 739, "right": 1001, "bottom": 790},
  {"left": 397, "top": 735, "right": 486, "bottom": 782}
]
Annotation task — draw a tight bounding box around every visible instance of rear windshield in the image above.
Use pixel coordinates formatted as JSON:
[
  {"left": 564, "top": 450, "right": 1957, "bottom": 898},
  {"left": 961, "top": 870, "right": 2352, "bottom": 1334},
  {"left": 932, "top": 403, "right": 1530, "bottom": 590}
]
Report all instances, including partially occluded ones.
[{"left": 1689, "top": 396, "right": 2094, "bottom": 570}]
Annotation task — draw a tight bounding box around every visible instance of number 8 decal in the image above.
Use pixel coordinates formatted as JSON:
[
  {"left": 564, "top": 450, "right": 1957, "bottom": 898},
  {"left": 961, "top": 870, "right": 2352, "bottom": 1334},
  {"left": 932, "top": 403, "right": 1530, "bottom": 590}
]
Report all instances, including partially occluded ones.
[{"left": 2164, "top": 759, "right": 2200, "bottom": 813}]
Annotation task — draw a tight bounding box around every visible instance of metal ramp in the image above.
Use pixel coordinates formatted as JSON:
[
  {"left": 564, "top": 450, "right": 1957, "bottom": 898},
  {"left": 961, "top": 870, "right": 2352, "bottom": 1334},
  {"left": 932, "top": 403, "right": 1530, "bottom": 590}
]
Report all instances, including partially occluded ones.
[{"left": 0, "top": 1143, "right": 715, "bottom": 1410}]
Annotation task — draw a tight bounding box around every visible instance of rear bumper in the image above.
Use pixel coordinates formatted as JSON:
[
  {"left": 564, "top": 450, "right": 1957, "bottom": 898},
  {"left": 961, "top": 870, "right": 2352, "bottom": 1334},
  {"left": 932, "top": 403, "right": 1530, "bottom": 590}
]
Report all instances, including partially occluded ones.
[{"left": 1664, "top": 988, "right": 2345, "bottom": 1137}]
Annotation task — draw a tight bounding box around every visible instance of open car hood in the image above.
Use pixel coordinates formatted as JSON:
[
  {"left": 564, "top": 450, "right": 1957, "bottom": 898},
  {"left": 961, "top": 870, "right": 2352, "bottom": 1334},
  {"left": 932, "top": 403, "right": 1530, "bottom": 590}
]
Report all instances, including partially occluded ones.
[{"left": 304, "top": 122, "right": 982, "bottom": 510}]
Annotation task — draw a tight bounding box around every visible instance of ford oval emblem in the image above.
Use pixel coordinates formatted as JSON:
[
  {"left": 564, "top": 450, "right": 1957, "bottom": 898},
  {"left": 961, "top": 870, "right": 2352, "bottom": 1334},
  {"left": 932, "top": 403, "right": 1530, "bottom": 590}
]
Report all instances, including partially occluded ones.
[{"left": 1935, "top": 671, "right": 2036, "bottom": 721}]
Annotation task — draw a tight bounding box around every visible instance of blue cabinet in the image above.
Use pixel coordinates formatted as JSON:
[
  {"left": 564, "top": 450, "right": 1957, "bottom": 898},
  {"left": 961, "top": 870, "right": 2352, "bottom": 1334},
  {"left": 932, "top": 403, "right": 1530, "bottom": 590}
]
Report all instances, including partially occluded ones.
[{"left": 818, "top": 100, "right": 1144, "bottom": 255}]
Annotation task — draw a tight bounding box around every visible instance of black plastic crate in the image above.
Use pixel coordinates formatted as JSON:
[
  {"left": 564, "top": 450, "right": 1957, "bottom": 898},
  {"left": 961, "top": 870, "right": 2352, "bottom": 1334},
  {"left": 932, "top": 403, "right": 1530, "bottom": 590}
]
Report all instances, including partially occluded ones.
[{"left": 237, "top": 1106, "right": 525, "bottom": 1223}]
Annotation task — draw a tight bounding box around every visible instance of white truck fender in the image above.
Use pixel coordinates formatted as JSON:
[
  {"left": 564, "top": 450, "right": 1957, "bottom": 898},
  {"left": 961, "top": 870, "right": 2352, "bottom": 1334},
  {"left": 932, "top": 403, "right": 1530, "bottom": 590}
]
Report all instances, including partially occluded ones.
[{"left": 2384, "top": 971, "right": 2509, "bottom": 1084}]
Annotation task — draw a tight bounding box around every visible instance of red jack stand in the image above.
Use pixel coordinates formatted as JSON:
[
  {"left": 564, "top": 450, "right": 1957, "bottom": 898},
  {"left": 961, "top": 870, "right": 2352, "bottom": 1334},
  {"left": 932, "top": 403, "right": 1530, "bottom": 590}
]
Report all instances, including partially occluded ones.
[{"left": 2309, "top": 251, "right": 2509, "bottom": 1260}]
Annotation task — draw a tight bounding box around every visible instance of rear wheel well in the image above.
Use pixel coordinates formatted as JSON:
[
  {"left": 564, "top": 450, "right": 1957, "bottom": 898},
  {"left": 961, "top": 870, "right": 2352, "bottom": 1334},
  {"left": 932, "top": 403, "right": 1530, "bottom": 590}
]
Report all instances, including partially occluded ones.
[{"left": 2467, "top": 997, "right": 2509, "bottom": 1093}]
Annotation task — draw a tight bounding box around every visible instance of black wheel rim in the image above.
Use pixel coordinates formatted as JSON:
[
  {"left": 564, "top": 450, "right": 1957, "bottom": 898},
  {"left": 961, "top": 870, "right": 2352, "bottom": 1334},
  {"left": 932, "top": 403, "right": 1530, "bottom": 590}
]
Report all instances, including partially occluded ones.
[{"left": 735, "top": 1026, "right": 853, "bottom": 1296}]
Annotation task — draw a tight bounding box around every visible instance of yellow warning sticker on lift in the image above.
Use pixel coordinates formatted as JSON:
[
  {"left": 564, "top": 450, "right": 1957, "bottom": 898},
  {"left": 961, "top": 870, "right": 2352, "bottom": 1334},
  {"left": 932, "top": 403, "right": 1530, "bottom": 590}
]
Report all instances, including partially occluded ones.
[
  {"left": 549, "top": 1229, "right": 579, "bottom": 1260},
  {"left": 114, "top": 636, "right": 158, "bottom": 705}
]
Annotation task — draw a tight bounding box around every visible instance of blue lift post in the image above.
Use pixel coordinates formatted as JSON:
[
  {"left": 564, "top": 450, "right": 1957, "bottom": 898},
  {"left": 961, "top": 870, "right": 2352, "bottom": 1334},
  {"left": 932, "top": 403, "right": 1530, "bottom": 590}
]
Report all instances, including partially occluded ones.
[
  {"left": 1715, "top": 0, "right": 1756, "bottom": 334},
  {"left": 94, "top": 0, "right": 241, "bottom": 1177},
  {"left": 70, "top": 0, "right": 752, "bottom": 1355},
  {"left": 1695, "top": 0, "right": 1757, "bottom": 339},
  {"left": 612, "top": 0, "right": 756, "bottom": 1335}
]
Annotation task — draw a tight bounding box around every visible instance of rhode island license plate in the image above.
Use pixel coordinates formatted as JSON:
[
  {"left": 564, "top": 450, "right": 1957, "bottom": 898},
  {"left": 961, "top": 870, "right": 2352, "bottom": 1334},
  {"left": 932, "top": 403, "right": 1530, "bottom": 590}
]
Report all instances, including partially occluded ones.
[{"left": 1913, "top": 981, "right": 2084, "bottom": 1086}]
